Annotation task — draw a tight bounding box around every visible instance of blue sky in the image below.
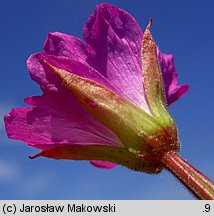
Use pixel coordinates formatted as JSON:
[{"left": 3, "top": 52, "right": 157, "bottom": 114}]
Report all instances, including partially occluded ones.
[{"left": 0, "top": 0, "right": 214, "bottom": 200}]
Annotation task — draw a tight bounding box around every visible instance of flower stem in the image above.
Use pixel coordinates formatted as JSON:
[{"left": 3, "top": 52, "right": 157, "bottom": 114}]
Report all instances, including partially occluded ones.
[{"left": 161, "top": 151, "right": 214, "bottom": 199}]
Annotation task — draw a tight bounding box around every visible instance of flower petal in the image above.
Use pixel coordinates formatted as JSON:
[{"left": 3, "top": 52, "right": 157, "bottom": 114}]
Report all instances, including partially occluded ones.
[
  {"left": 30, "top": 145, "right": 163, "bottom": 173},
  {"left": 43, "top": 32, "right": 90, "bottom": 64},
  {"left": 83, "top": 4, "right": 150, "bottom": 112},
  {"left": 4, "top": 105, "right": 122, "bottom": 150},
  {"left": 158, "top": 50, "right": 190, "bottom": 105},
  {"left": 90, "top": 160, "right": 117, "bottom": 169}
]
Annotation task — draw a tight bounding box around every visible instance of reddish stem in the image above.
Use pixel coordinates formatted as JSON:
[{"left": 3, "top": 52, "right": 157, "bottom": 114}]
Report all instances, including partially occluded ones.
[{"left": 162, "top": 151, "right": 214, "bottom": 200}]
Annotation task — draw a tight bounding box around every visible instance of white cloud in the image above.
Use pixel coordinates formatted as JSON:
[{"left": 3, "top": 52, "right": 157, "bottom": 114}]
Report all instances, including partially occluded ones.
[
  {"left": 0, "top": 103, "right": 14, "bottom": 130},
  {"left": 0, "top": 157, "right": 53, "bottom": 199},
  {"left": 20, "top": 172, "right": 52, "bottom": 198},
  {"left": 0, "top": 160, "right": 20, "bottom": 180}
]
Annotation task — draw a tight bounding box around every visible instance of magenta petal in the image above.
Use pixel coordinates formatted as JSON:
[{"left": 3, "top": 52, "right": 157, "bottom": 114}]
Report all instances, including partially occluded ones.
[
  {"left": 5, "top": 102, "right": 122, "bottom": 150},
  {"left": 43, "top": 32, "right": 90, "bottom": 64},
  {"left": 83, "top": 4, "right": 150, "bottom": 111},
  {"left": 158, "top": 50, "right": 189, "bottom": 105},
  {"left": 90, "top": 160, "right": 117, "bottom": 169}
]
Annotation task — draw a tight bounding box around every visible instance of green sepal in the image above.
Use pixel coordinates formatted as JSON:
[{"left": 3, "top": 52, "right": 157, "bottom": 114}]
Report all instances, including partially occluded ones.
[
  {"left": 30, "top": 144, "right": 163, "bottom": 173},
  {"left": 45, "top": 60, "right": 163, "bottom": 153},
  {"left": 141, "top": 20, "right": 174, "bottom": 127}
]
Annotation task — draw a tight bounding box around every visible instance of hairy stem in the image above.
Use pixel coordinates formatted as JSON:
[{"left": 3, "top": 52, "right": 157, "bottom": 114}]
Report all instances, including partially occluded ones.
[{"left": 162, "top": 151, "right": 214, "bottom": 200}]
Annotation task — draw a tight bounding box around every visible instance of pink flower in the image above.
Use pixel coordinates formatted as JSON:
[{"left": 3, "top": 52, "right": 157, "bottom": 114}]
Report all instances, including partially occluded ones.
[{"left": 4, "top": 4, "right": 189, "bottom": 171}]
